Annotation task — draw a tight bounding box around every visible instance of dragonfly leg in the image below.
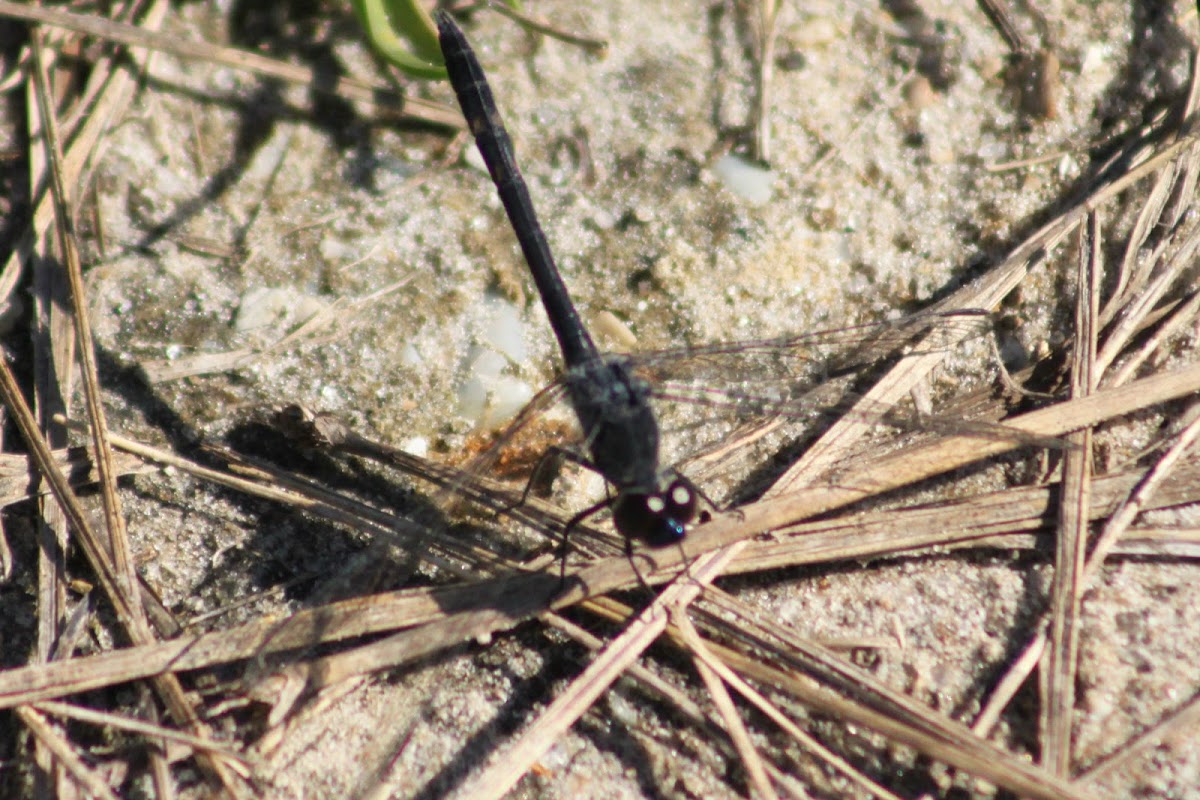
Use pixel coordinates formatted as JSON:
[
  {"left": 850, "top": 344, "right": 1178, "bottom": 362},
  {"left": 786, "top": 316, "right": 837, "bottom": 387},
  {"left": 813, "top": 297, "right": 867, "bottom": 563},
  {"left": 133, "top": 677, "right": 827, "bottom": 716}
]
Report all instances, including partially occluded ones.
[
  {"left": 559, "top": 494, "right": 615, "bottom": 587},
  {"left": 505, "top": 444, "right": 595, "bottom": 512},
  {"left": 494, "top": 445, "right": 600, "bottom": 560},
  {"left": 624, "top": 535, "right": 656, "bottom": 597}
]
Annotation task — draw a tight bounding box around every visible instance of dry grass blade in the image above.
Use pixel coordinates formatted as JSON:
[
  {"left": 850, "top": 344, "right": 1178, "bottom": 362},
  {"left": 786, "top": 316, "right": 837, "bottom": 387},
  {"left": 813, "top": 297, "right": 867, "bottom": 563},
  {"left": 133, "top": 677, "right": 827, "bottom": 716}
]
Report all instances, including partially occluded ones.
[
  {"left": 0, "top": 447, "right": 150, "bottom": 509},
  {"left": 54, "top": 414, "right": 510, "bottom": 578},
  {"left": 456, "top": 544, "right": 746, "bottom": 799},
  {"left": 1107, "top": 285, "right": 1200, "bottom": 387},
  {"left": 0, "top": 1, "right": 165, "bottom": 307},
  {"left": 17, "top": 8, "right": 175, "bottom": 792},
  {"left": 14, "top": 706, "right": 118, "bottom": 800},
  {"left": 672, "top": 608, "right": 778, "bottom": 800},
  {"left": 541, "top": 607, "right": 894, "bottom": 797},
  {"left": 513, "top": 241, "right": 1190, "bottom": 791},
  {"left": 973, "top": 629, "right": 1047, "bottom": 737},
  {"left": 1098, "top": 205, "right": 1200, "bottom": 377},
  {"left": 0, "top": 567, "right": 581, "bottom": 710},
  {"left": 775, "top": 124, "right": 1198, "bottom": 497},
  {"left": 4, "top": 333, "right": 1192, "bottom": 790},
  {"left": 1040, "top": 211, "right": 1101, "bottom": 776},
  {"left": 690, "top": 589, "right": 1089, "bottom": 800},
  {"left": 29, "top": 27, "right": 137, "bottom": 632},
  {"left": 26, "top": 33, "right": 76, "bottom": 702},
  {"left": 963, "top": 106, "right": 1200, "bottom": 779},
  {"left": 969, "top": 407, "right": 1200, "bottom": 765},
  {"left": 565, "top": 594, "right": 913, "bottom": 796},
  {"left": 724, "top": 458, "right": 1200, "bottom": 576},
  {"left": 653, "top": 360, "right": 1200, "bottom": 572},
  {"left": 482, "top": 0, "right": 608, "bottom": 54},
  {"left": 672, "top": 626, "right": 904, "bottom": 800},
  {"left": 753, "top": 0, "right": 780, "bottom": 163},
  {"left": 32, "top": 699, "right": 250, "bottom": 762},
  {"left": 0, "top": 356, "right": 245, "bottom": 796},
  {"left": 1085, "top": 403, "right": 1200, "bottom": 580}
]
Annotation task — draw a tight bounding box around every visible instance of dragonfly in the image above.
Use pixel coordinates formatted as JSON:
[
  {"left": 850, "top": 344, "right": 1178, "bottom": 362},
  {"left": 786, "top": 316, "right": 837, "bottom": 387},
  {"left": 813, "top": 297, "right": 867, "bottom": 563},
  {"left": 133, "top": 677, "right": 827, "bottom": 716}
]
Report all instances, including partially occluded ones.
[
  {"left": 434, "top": 13, "right": 1042, "bottom": 556},
  {"left": 438, "top": 11, "right": 708, "bottom": 548}
]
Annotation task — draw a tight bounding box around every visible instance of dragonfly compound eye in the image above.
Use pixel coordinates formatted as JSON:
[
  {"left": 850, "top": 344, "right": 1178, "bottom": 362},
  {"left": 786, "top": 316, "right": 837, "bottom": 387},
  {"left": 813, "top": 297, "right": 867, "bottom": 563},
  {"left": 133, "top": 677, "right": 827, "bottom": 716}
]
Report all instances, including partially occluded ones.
[{"left": 612, "top": 480, "right": 698, "bottom": 547}]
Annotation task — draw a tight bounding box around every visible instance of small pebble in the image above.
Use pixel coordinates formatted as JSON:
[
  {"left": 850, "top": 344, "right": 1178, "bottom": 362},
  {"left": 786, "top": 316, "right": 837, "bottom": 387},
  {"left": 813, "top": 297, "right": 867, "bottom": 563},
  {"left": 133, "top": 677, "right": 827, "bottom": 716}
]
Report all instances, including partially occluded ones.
[
  {"left": 592, "top": 310, "right": 638, "bottom": 350},
  {"left": 904, "top": 75, "right": 937, "bottom": 111}
]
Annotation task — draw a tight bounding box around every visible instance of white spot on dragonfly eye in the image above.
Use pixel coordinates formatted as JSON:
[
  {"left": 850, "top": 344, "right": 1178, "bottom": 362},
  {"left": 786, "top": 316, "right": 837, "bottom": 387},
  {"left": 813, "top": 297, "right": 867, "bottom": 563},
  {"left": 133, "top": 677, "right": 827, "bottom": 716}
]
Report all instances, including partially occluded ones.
[
  {"left": 672, "top": 485, "right": 692, "bottom": 505},
  {"left": 647, "top": 496, "right": 666, "bottom": 513}
]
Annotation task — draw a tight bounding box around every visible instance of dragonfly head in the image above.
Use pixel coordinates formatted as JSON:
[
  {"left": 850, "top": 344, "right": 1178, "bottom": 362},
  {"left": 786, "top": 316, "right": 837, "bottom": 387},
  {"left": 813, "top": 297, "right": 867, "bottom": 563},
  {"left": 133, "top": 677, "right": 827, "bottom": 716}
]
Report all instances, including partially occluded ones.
[{"left": 612, "top": 476, "right": 699, "bottom": 547}]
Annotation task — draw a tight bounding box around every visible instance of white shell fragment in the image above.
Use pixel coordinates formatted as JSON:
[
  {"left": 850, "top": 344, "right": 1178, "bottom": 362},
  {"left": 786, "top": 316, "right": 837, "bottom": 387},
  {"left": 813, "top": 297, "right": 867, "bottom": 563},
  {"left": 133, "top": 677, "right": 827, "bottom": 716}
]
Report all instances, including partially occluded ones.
[
  {"left": 483, "top": 298, "right": 527, "bottom": 364},
  {"left": 455, "top": 297, "right": 535, "bottom": 429},
  {"left": 713, "top": 154, "right": 774, "bottom": 206}
]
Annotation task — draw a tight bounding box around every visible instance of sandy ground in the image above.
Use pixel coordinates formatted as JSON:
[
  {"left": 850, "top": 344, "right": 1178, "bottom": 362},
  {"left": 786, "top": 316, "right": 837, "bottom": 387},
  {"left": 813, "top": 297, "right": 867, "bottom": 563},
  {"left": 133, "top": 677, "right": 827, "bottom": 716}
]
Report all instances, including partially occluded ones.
[{"left": 3, "top": 0, "right": 1200, "bottom": 797}]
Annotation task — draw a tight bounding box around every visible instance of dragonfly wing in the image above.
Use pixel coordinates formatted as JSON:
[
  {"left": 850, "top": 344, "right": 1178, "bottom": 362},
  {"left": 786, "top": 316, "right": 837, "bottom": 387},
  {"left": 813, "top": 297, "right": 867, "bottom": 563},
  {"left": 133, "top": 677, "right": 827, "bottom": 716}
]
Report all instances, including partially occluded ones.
[
  {"left": 617, "top": 309, "right": 1062, "bottom": 498},
  {"left": 624, "top": 309, "right": 994, "bottom": 388},
  {"left": 439, "top": 379, "right": 578, "bottom": 510}
]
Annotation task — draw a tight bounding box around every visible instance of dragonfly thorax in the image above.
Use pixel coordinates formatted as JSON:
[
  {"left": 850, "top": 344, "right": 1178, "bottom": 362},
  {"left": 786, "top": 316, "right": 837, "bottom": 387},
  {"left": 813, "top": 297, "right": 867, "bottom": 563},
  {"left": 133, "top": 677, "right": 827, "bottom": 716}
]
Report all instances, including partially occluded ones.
[{"left": 565, "top": 357, "right": 662, "bottom": 489}]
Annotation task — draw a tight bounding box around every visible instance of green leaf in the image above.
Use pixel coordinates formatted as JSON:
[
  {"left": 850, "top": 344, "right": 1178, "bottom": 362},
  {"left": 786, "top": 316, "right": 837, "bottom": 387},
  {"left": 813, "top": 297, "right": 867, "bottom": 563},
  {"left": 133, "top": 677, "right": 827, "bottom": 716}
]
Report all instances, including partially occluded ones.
[{"left": 351, "top": 0, "right": 446, "bottom": 80}]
